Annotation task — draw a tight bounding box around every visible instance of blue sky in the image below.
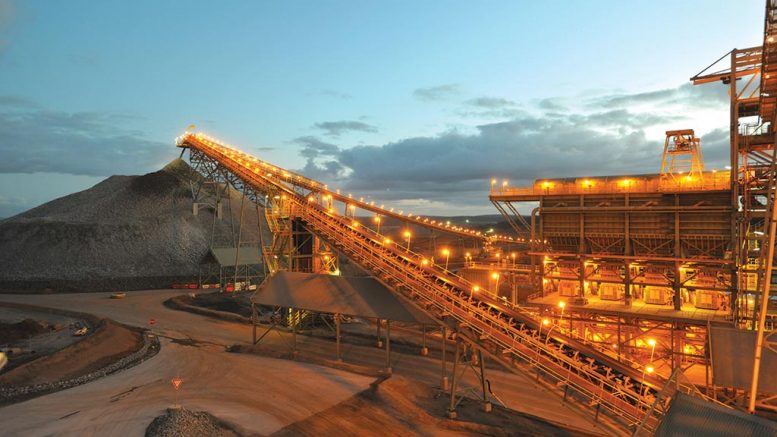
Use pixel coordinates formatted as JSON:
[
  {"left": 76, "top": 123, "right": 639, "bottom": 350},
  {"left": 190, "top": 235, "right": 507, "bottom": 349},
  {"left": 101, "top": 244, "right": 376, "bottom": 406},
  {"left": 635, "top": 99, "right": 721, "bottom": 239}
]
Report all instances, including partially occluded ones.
[{"left": 0, "top": 0, "right": 765, "bottom": 216}]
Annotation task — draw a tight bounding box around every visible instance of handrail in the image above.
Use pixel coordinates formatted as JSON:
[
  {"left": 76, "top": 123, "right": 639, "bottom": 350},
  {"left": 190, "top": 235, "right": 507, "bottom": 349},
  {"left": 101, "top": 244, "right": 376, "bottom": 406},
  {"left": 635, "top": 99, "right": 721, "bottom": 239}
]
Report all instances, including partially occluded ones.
[{"left": 179, "top": 132, "right": 520, "bottom": 243}]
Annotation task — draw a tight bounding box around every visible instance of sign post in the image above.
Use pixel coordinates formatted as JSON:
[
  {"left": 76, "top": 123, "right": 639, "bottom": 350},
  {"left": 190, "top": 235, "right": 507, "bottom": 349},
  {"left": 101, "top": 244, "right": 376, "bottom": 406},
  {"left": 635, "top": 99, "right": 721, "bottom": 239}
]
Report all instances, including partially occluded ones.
[{"left": 171, "top": 376, "right": 183, "bottom": 407}]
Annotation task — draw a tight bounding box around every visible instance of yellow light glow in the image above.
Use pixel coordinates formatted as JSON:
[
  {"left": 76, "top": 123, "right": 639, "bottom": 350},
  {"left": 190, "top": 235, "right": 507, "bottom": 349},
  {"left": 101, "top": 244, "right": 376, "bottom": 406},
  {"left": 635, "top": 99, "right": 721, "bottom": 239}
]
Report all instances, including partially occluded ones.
[
  {"left": 384, "top": 238, "right": 392, "bottom": 244},
  {"left": 558, "top": 301, "right": 566, "bottom": 309},
  {"left": 352, "top": 221, "right": 359, "bottom": 227},
  {"left": 421, "top": 259, "right": 429, "bottom": 266},
  {"left": 373, "top": 216, "right": 381, "bottom": 223},
  {"left": 647, "top": 338, "right": 656, "bottom": 347},
  {"left": 542, "top": 318, "right": 550, "bottom": 326},
  {"left": 646, "top": 366, "right": 654, "bottom": 374},
  {"left": 473, "top": 286, "right": 480, "bottom": 293},
  {"left": 403, "top": 231, "right": 411, "bottom": 238},
  {"left": 491, "top": 272, "right": 500, "bottom": 279},
  {"left": 442, "top": 248, "right": 450, "bottom": 256}
]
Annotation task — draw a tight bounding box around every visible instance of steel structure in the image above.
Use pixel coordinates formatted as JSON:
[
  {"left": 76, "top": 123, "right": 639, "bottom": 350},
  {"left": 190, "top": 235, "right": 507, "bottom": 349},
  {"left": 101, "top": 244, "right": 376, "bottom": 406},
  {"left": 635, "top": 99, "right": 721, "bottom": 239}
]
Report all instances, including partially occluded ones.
[
  {"left": 173, "top": 132, "right": 721, "bottom": 434},
  {"left": 165, "top": 3, "right": 777, "bottom": 429},
  {"left": 660, "top": 130, "right": 704, "bottom": 184},
  {"left": 489, "top": 0, "right": 777, "bottom": 417}
]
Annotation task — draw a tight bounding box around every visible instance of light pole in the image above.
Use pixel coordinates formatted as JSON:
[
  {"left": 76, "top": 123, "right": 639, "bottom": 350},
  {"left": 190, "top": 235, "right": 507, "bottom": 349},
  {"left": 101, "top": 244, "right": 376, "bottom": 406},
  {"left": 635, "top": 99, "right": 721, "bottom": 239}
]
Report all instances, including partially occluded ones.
[
  {"left": 536, "top": 318, "right": 551, "bottom": 366},
  {"left": 470, "top": 285, "right": 479, "bottom": 302},
  {"left": 647, "top": 338, "right": 657, "bottom": 363},
  {"left": 511, "top": 252, "right": 516, "bottom": 268},
  {"left": 558, "top": 301, "right": 566, "bottom": 333},
  {"left": 641, "top": 338, "right": 657, "bottom": 396},
  {"left": 442, "top": 248, "right": 451, "bottom": 271},
  {"left": 491, "top": 272, "right": 500, "bottom": 296},
  {"left": 465, "top": 252, "right": 471, "bottom": 266},
  {"left": 539, "top": 318, "right": 550, "bottom": 337},
  {"left": 404, "top": 230, "right": 412, "bottom": 251},
  {"left": 373, "top": 216, "right": 382, "bottom": 235}
]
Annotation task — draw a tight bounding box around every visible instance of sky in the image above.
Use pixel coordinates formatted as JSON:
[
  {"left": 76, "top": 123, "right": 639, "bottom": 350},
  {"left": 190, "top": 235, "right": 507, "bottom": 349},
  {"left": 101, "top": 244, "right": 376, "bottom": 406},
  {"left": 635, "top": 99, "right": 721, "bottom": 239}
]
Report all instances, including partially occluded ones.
[{"left": 0, "top": 0, "right": 766, "bottom": 217}]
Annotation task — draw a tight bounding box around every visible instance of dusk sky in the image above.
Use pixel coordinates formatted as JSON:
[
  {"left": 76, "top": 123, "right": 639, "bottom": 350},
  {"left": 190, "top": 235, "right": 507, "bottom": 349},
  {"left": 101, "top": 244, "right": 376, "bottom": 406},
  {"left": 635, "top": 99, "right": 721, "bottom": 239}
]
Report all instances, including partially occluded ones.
[{"left": 0, "top": 0, "right": 765, "bottom": 217}]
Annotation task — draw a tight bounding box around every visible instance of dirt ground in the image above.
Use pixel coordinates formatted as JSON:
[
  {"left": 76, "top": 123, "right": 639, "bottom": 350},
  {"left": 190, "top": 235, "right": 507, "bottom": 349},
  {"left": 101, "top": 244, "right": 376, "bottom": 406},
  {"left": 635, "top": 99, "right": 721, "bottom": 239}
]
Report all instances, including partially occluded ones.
[
  {"left": 0, "top": 319, "right": 54, "bottom": 345},
  {"left": 0, "top": 290, "right": 614, "bottom": 436},
  {"left": 183, "top": 292, "right": 253, "bottom": 318},
  {"left": 0, "top": 318, "right": 143, "bottom": 386},
  {"left": 274, "top": 375, "right": 597, "bottom": 437}
]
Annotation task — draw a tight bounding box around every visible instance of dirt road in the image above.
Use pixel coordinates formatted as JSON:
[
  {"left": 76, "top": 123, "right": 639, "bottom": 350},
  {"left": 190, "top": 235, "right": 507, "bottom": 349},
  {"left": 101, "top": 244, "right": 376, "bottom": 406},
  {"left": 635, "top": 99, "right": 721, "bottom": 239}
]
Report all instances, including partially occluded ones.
[{"left": 0, "top": 290, "right": 612, "bottom": 435}]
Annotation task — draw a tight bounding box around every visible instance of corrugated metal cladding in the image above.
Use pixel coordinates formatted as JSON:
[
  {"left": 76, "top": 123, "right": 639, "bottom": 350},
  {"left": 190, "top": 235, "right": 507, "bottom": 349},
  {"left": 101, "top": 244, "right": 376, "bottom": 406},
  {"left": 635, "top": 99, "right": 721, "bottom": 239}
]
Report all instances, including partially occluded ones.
[
  {"left": 655, "top": 393, "right": 777, "bottom": 437},
  {"left": 209, "top": 247, "right": 263, "bottom": 266},
  {"left": 710, "top": 326, "right": 777, "bottom": 391},
  {"left": 251, "top": 271, "right": 434, "bottom": 323}
]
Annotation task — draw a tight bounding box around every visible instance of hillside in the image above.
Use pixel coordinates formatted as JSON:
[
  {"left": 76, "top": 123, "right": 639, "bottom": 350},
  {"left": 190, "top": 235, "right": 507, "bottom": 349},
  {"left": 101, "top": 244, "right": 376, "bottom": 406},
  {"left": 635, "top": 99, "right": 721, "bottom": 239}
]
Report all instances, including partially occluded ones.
[{"left": 0, "top": 159, "right": 260, "bottom": 292}]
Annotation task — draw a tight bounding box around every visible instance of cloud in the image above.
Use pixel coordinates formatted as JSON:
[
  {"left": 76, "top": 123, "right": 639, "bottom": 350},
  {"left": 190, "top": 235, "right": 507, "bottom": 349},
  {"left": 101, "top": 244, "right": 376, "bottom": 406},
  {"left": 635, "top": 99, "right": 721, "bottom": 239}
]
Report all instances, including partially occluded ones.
[
  {"left": 537, "top": 97, "right": 567, "bottom": 112},
  {"left": 465, "top": 97, "right": 516, "bottom": 108},
  {"left": 458, "top": 96, "right": 522, "bottom": 119},
  {"left": 413, "top": 84, "right": 461, "bottom": 101},
  {"left": 699, "top": 127, "right": 729, "bottom": 169},
  {"left": 294, "top": 81, "right": 729, "bottom": 213},
  {"left": 337, "top": 114, "right": 661, "bottom": 192},
  {"left": 0, "top": 96, "right": 169, "bottom": 176},
  {"left": 292, "top": 136, "right": 340, "bottom": 159},
  {"left": 569, "top": 109, "right": 683, "bottom": 129},
  {"left": 587, "top": 82, "right": 728, "bottom": 109},
  {"left": 291, "top": 136, "right": 346, "bottom": 181},
  {"left": 313, "top": 120, "right": 378, "bottom": 137}
]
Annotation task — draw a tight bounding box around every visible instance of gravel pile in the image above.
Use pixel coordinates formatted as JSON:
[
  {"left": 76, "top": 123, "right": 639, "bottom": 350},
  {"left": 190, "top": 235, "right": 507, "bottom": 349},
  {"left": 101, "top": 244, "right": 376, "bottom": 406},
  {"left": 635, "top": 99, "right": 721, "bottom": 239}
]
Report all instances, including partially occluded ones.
[
  {"left": 145, "top": 408, "right": 239, "bottom": 437},
  {"left": 0, "top": 159, "right": 261, "bottom": 291}
]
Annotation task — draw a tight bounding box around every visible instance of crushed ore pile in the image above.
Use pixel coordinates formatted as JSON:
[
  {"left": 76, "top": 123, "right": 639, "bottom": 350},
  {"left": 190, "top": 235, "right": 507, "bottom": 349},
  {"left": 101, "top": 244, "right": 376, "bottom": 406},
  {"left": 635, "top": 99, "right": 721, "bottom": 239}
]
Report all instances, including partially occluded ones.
[
  {"left": 0, "top": 159, "right": 261, "bottom": 291},
  {"left": 145, "top": 408, "right": 240, "bottom": 437}
]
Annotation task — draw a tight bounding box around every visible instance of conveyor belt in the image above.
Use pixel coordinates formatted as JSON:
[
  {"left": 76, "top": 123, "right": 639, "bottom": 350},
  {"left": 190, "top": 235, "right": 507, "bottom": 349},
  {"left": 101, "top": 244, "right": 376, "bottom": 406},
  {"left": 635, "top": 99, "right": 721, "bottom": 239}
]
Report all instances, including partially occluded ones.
[{"left": 178, "top": 132, "right": 691, "bottom": 432}]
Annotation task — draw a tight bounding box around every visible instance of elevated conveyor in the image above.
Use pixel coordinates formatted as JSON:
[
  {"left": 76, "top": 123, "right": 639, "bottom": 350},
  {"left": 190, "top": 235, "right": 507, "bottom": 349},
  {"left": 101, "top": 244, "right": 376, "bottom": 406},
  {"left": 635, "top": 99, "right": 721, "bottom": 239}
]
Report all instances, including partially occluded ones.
[{"left": 177, "top": 131, "right": 726, "bottom": 433}]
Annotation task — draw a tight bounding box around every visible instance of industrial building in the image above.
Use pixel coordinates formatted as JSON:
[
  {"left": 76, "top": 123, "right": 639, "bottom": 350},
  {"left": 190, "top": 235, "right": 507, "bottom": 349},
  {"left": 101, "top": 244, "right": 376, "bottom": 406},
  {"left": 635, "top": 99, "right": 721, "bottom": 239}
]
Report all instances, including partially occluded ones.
[{"left": 171, "top": 1, "right": 777, "bottom": 433}]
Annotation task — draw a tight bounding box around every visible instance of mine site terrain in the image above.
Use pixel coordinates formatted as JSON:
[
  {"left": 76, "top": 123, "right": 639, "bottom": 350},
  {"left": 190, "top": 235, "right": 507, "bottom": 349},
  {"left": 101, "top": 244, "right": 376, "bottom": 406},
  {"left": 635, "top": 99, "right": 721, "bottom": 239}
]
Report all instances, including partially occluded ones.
[{"left": 3, "top": 2, "right": 777, "bottom": 437}]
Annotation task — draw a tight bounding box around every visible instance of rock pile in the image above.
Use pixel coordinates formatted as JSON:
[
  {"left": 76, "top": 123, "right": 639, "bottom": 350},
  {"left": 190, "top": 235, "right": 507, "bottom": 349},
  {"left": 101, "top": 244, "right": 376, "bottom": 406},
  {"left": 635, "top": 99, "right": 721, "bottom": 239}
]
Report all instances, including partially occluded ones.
[
  {"left": 0, "top": 159, "right": 260, "bottom": 291},
  {"left": 145, "top": 408, "right": 239, "bottom": 437}
]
